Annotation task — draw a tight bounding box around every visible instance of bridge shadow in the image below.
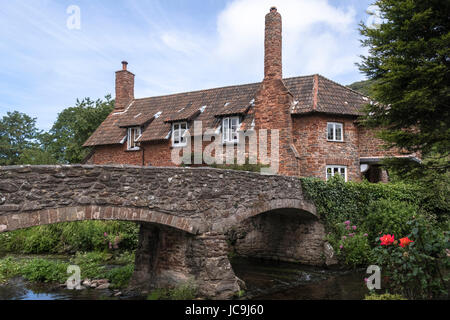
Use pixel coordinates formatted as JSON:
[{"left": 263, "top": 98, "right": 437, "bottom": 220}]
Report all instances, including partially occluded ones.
[{"left": 227, "top": 207, "right": 325, "bottom": 267}]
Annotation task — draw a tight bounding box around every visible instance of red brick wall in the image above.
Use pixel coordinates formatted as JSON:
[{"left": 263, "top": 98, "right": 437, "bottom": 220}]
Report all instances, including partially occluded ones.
[
  {"left": 115, "top": 69, "right": 134, "bottom": 111},
  {"left": 88, "top": 118, "right": 408, "bottom": 181},
  {"left": 293, "top": 114, "right": 361, "bottom": 181},
  {"left": 91, "top": 144, "right": 142, "bottom": 165},
  {"left": 90, "top": 141, "right": 176, "bottom": 167},
  {"left": 358, "top": 126, "right": 403, "bottom": 158}
]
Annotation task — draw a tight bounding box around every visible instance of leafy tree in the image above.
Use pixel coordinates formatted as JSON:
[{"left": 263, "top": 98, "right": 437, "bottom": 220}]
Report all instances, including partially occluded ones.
[
  {"left": 0, "top": 111, "right": 41, "bottom": 165},
  {"left": 45, "top": 95, "right": 114, "bottom": 164},
  {"left": 17, "top": 147, "right": 57, "bottom": 165},
  {"left": 347, "top": 79, "right": 378, "bottom": 97},
  {"left": 358, "top": 0, "right": 450, "bottom": 174}
]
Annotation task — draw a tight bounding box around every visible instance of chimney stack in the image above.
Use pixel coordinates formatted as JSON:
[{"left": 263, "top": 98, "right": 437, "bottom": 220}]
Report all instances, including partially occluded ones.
[
  {"left": 264, "top": 7, "right": 282, "bottom": 80},
  {"left": 115, "top": 61, "right": 134, "bottom": 111}
]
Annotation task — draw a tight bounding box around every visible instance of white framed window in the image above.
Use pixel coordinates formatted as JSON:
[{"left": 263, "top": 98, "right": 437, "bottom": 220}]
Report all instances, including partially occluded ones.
[
  {"left": 127, "top": 127, "right": 141, "bottom": 151},
  {"left": 172, "top": 122, "right": 188, "bottom": 147},
  {"left": 222, "top": 116, "right": 240, "bottom": 143},
  {"left": 327, "top": 122, "right": 343, "bottom": 142},
  {"left": 326, "top": 165, "right": 347, "bottom": 182}
]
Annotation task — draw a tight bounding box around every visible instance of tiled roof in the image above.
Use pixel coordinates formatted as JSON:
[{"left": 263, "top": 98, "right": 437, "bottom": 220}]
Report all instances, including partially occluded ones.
[{"left": 83, "top": 74, "right": 369, "bottom": 147}]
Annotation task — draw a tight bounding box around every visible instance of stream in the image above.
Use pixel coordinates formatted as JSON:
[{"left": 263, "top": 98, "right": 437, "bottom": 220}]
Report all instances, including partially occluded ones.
[{"left": 0, "top": 255, "right": 370, "bottom": 300}]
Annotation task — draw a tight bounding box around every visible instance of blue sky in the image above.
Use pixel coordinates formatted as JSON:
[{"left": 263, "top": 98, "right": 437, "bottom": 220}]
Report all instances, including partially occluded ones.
[{"left": 0, "top": 0, "right": 375, "bottom": 131}]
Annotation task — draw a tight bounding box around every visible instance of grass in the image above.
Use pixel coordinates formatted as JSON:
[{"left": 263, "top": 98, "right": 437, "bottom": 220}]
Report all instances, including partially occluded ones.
[
  {"left": 147, "top": 280, "right": 198, "bottom": 300},
  {"left": 0, "top": 251, "right": 135, "bottom": 289}
]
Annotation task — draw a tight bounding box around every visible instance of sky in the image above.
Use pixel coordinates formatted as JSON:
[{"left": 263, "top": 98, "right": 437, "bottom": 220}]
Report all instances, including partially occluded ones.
[{"left": 0, "top": 0, "right": 376, "bottom": 131}]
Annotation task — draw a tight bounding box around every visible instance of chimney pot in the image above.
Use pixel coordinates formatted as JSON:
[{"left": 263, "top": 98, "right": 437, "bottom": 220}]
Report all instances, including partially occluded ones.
[{"left": 115, "top": 61, "right": 134, "bottom": 111}]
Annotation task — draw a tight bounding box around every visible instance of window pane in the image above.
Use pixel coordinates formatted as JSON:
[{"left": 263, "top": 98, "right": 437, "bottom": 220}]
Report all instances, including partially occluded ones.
[
  {"left": 336, "top": 124, "right": 342, "bottom": 141},
  {"left": 327, "top": 124, "right": 334, "bottom": 140}
]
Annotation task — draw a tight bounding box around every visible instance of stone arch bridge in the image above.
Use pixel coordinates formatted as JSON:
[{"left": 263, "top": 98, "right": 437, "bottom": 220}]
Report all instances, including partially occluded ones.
[{"left": 0, "top": 165, "right": 325, "bottom": 299}]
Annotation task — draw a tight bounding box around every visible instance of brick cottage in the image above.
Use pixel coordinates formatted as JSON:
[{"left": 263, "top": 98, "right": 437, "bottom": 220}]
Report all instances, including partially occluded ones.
[{"left": 84, "top": 7, "right": 416, "bottom": 183}]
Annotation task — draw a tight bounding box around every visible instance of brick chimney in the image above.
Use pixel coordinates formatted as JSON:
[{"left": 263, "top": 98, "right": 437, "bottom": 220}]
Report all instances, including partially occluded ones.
[
  {"left": 264, "top": 7, "right": 282, "bottom": 80},
  {"left": 115, "top": 61, "right": 134, "bottom": 111},
  {"left": 254, "top": 8, "right": 298, "bottom": 177}
]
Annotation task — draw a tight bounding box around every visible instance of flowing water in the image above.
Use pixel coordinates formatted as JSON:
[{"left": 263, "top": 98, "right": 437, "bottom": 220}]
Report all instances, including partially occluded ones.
[{"left": 0, "top": 255, "right": 370, "bottom": 300}]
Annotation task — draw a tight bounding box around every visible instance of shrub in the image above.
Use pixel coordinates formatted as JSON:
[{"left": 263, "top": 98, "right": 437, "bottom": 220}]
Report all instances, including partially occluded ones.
[
  {"left": 365, "top": 199, "right": 417, "bottom": 244},
  {"left": 326, "top": 220, "right": 372, "bottom": 268},
  {"left": 373, "top": 217, "right": 449, "bottom": 300},
  {"left": 0, "top": 257, "right": 23, "bottom": 282},
  {"left": 0, "top": 221, "right": 139, "bottom": 255},
  {"left": 71, "top": 252, "right": 108, "bottom": 280},
  {"left": 106, "top": 264, "right": 134, "bottom": 289},
  {"left": 21, "top": 258, "right": 69, "bottom": 283}
]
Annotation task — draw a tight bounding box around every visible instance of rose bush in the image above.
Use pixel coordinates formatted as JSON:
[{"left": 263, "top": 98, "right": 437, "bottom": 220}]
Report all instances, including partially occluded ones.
[{"left": 374, "top": 216, "right": 449, "bottom": 299}]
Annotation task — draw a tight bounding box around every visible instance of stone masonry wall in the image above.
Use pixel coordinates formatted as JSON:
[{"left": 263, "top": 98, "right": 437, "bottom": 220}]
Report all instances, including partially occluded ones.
[
  {"left": 130, "top": 223, "right": 240, "bottom": 299},
  {"left": 0, "top": 165, "right": 316, "bottom": 234},
  {"left": 230, "top": 209, "right": 326, "bottom": 266}
]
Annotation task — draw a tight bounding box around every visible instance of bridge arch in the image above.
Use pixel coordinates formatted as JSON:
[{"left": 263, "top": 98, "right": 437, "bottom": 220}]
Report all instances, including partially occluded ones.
[{"left": 0, "top": 205, "right": 198, "bottom": 235}]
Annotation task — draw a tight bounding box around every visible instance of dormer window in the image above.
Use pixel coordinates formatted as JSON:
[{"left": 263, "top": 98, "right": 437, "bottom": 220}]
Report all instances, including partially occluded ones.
[
  {"left": 327, "top": 122, "right": 343, "bottom": 142},
  {"left": 127, "top": 127, "right": 141, "bottom": 151},
  {"left": 172, "top": 122, "right": 188, "bottom": 147},
  {"left": 222, "top": 116, "right": 240, "bottom": 143}
]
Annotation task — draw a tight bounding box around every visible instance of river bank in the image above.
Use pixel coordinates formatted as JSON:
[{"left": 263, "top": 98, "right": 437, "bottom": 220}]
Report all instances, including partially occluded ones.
[{"left": 0, "top": 254, "right": 372, "bottom": 300}]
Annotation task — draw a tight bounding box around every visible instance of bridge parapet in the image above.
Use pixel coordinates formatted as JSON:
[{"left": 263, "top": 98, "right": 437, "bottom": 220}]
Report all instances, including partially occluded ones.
[{"left": 0, "top": 165, "right": 316, "bottom": 233}]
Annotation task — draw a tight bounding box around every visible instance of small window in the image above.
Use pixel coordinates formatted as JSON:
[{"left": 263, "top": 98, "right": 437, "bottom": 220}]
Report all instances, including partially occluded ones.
[
  {"left": 127, "top": 127, "right": 141, "bottom": 151},
  {"left": 327, "top": 122, "right": 343, "bottom": 142},
  {"left": 222, "top": 116, "right": 240, "bottom": 143},
  {"left": 172, "top": 122, "right": 188, "bottom": 147},
  {"left": 326, "top": 165, "right": 347, "bottom": 182}
]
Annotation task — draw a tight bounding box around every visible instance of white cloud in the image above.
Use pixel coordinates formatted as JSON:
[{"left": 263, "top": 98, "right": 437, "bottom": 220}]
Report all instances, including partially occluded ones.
[
  {"left": 215, "top": 0, "right": 359, "bottom": 79},
  {"left": 0, "top": 0, "right": 368, "bottom": 131}
]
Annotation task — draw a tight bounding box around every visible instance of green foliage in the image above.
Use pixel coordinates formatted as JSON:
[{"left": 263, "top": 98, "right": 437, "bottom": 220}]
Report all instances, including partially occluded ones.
[
  {"left": 147, "top": 288, "right": 167, "bottom": 300},
  {"left": 111, "top": 251, "right": 135, "bottom": 266},
  {"left": 0, "top": 257, "right": 23, "bottom": 283},
  {"left": 0, "top": 221, "right": 139, "bottom": 255},
  {"left": 106, "top": 264, "right": 134, "bottom": 289},
  {"left": 347, "top": 79, "right": 378, "bottom": 97},
  {"left": 20, "top": 258, "right": 69, "bottom": 283},
  {"left": 71, "top": 251, "right": 109, "bottom": 280},
  {"left": 301, "top": 176, "right": 443, "bottom": 269},
  {"left": 358, "top": 0, "right": 450, "bottom": 168},
  {"left": 17, "top": 147, "right": 58, "bottom": 165},
  {"left": 366, "top": 199, "right": 417, "bottom": 243},
  {"left": 327, "top": 221, "right": 372, "bottom": 268},
  {"left": 147, "top": 280, "right": 198, "bottom": 300},
  {"left": 301, "top": 176, "right": 421, "bottom": 229},
  {"left": 373, "top": 217, "right": 449, "bottom": 299},
  {"left": 0, "top": 111, "right": 42, "bottom": 165},
  {"left": 386, "top": 157, "right": 450, "bottom": 222},
  {"left": 44, "top": 95, "right": 114, "bottom": 164},
  {"left": 364, "top": 293, "right": 406, "bottom": 300}
]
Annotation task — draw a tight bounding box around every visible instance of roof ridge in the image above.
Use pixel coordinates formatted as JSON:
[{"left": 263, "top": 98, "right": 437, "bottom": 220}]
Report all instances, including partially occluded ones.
[
  {"left": 133, "top": 75, "right": 315, "bottom": 102},
  {"left": 316, "top": 74, "right": 371, "bottom": 99}
]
